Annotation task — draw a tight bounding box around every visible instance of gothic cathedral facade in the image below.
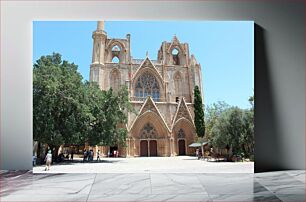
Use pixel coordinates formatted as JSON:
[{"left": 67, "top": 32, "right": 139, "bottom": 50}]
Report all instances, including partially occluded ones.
[{"left": 89, "top": 21, "right": 203, "bottom": 157}]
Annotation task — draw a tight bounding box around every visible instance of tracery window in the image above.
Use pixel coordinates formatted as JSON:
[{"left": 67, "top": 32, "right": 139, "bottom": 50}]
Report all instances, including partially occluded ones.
[
  {"left": 140, "top": 123, "right": 157, "bottom": 139},
  {"left": 112, "top": 56, "right": 120, "bottom": 63},
  {"left": 112, "top": 45, "right": 121, "bottom": 51},
  {"left": 134, "top": 72, "right": 160, "bottom": 101},
  {"left": 177, "top": 129, "right": 185, "bottom": 139}
]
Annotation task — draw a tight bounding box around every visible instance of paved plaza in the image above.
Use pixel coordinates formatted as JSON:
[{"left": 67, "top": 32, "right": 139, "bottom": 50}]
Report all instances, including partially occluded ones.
[
  {"left": 33, "top": 156, "right": 254, "bottom": 173},
  {"left": 1, "top": 170, "right": 305, "bottom": 201},
  {"left": 3, "top": 157, "right": 304, "bottom": 201}
]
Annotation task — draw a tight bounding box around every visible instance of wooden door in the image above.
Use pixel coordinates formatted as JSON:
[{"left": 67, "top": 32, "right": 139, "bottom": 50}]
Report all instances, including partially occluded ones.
[
  {"left": 140, "top": 140, "right": 148, "bottom": 157},
  {"left": 149, "top": 140, "right": 157, "bottom": 156},
  {"left": 178, "top": 139, "right": 186, "bottom": 155}
]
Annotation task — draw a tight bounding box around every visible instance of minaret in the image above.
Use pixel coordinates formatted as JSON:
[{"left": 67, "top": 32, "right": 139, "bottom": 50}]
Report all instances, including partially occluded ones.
[
  {"left": 97, "top": 21, "right": 104, "bottom": 31},
  {"left": 92, "top": 21, "right": 107, "bottom": 64},
  {"left": 90, "top": 21, "right": 107, "bottom": 88}
]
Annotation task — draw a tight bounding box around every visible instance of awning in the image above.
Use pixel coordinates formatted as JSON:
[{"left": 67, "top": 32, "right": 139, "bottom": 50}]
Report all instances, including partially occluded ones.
[{"left": 188, "top": 142, "right": 208, "bottom": 148}]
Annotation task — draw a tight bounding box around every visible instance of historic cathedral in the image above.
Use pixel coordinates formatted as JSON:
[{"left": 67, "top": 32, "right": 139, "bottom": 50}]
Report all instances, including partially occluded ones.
[{"left": 90, "top": 21, "right": 203, "bottom": 157}]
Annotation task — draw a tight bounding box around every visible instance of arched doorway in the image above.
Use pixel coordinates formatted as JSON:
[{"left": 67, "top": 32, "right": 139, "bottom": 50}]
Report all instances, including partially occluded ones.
[
  {"left": 140, "top": 140, "right": 148, "bottom": 157},
  {"left": 178, "top": 139, "right": 186, "bottom": 155},
  {"left": 139, "top": 123, "right": 159, "bottom": 157},
  {"left": 149, "top": 140, "right": 157, "bottom": 156}
]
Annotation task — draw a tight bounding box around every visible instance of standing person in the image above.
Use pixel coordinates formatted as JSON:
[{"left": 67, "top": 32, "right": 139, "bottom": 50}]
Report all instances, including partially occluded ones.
[
  {"left": 70, "top": 150, "right": 74, "bottom": 161},
  {"left": 44, "top": 150, "right": 52, "bottom": 171},
  {"left": 113, "top": 150, "right": 117, "bottom": 158},
  {"left": 83, "top": 149, "right": 87, "bottom": 162},
  {"left": 97, "top": 150, "right": 100, "bottom": 162},
  {"left": 87, "top": 150, "right": 90, "bottom": 161},
  {"left": 91, "top": 150, "right": 94, "bottom": 161},
  {"left": 32, "top": 154, "right": 36, "bottom": 166}
]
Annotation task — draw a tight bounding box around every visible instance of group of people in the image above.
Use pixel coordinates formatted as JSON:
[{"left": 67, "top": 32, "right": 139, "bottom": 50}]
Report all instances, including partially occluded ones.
[
  {"left": 108, "top": 150, "right": 119, "bottom": 157},
  {"left": 58, "top": 151, "right": 74, "bottom": 162},
  {"left": 83, "top": 149, "right": 100, "bottom": 162}
]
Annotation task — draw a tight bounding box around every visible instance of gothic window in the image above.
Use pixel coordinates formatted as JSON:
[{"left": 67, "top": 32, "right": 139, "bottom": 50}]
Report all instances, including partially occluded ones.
[
  {"left": 140, "top": 123, "right": 157, "bottom": 139},
  {"left": 174, "top": 71, "right": 182, "bottom": 97},
  {"left": 112, "top": 45, "right": 121, "bottom": 51},
  {"left": 110, "top": 69, "right": 120, "bottom": 91},
  {"left": 177, "top": 129, "right": 185, "bottom": 139},
  {"left": 134, "top": 72, "right": 160, "bottom": 101},
  {"left": 112, "top": 56, "right": 120, "bottom": 63},
  {"left": 172, "top": 48, "right": 180, "bottom": 65}
]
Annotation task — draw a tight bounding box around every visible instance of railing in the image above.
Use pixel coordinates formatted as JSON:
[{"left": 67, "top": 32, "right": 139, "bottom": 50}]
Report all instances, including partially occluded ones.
[
  {"left": 132, "top": 59, "right": 144, "bottom": 64},
  {"left": 129, "top": 96, "right": 167, "bottom": 102},
  {"left": 132, "top": 59, "right": 161, "bottom": 65}
]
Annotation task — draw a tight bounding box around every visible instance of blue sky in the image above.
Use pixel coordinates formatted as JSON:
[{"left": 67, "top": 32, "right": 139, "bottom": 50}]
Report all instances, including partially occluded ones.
[{"left": 33, "top": 21, "right": 254, "bottom": 109}]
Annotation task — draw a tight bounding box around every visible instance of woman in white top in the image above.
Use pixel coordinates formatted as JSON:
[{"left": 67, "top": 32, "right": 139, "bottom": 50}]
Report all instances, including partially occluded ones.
[{"left": 44, "top": 150, "right": 52, "bottom": 171}]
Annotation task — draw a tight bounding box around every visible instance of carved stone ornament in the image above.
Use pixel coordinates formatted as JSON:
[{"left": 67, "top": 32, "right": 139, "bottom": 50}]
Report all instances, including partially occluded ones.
[
  {"left": 140, "top": 123, "right": 157, "bottom": 139},
  {"left": 177, "top": 129, "right": 185, "bottom": 139}
]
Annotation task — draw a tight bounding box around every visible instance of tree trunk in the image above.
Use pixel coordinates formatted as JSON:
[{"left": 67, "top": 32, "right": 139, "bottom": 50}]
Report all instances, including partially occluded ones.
[
  {"left": 36, "top": 142, "right": 41, "bottom": 165},
  {"left": 54, "top": 146, "right": 60, "bottom": 162}
]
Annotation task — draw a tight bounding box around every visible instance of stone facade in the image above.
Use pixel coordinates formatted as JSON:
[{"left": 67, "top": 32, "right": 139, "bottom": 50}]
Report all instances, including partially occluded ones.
[{"left": 90, "top": 21, "right": 203, "bottom": 157}]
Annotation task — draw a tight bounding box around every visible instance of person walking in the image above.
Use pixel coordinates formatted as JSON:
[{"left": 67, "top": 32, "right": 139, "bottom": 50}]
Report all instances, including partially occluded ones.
[
  {"left": 44, "top": 150, "right": 52, "bottom": 171},
  {"left": 97, "top": 150, "right": 100, "bottom": 162}
]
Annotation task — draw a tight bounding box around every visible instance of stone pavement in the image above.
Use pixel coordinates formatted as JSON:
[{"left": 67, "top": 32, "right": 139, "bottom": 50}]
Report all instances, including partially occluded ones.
[
  {"left": 33, "top": 156, "right": 254, "bottom": 173},
  {"left": 1, "top": 170, "right": 305, "bottom": 201}
]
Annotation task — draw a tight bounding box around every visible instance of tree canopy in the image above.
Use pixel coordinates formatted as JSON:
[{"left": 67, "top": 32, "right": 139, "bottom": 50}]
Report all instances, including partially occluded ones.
[
  {"left": 33, "top": 53, "right": 132, "bottom": 158},
  {"left": 205, "top": 96, "right": 254, "bottom": 159}
]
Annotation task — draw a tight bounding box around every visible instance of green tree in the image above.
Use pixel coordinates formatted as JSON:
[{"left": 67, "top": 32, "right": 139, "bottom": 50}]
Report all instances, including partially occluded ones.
[
  {"left": 33, "top": 53, "right": 88, "bottom": 159},
  {"left": 86, "top": 85, "right": 133, "bottom": 147},
  {"left": 240, "top": 109, "right": 254, "bottom": 157},
  {"left": 194, "top": 86, "right": 205, "bottom": 138},
  {"left": 205, "top": 101, "right": 230, "bottom": 140},
  {"left": 34, "top": 53, "right": 134, "bottom": 162},
  {"left": 210, "top": 107, "right": 243, "bottom": 154},
  {"left": 209, "top": 101, "right": 254, "bottom": 159},
  {"left": 240, "top": 95, "right": 254, "bottom": 158}
]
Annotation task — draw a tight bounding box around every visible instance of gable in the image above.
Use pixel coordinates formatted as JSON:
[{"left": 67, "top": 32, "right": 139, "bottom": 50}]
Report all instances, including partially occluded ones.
[
  {"left": 139, "top": 96, "right": 159, "bottom": 115},
  {"left": 172, "top": 97, "right": 194, "bottom": 127},
  {"left": 129, "top": 96, "right": 170, "bottom": 133},
  {"left": 133, "top": 57, "right": 162, "bottom": 79},
  {"left": 167, "top": 36, "right": 186, "bottom": 54}
]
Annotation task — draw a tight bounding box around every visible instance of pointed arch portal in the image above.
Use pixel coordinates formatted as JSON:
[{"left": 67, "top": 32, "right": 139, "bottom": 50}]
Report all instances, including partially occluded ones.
[{"left": 139, "top": 123, "right": 158, "bottom": 157}]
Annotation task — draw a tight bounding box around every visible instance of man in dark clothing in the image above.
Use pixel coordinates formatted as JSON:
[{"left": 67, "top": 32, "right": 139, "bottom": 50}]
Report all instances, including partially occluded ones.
[{"left": 83, "top": 149, "right": 87, "bottom": 162}]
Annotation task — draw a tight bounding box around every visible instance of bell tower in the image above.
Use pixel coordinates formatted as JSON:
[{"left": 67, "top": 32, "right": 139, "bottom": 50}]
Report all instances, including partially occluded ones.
[{"left": 90, "top": 21, "right": 107, "bottom": 88}]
